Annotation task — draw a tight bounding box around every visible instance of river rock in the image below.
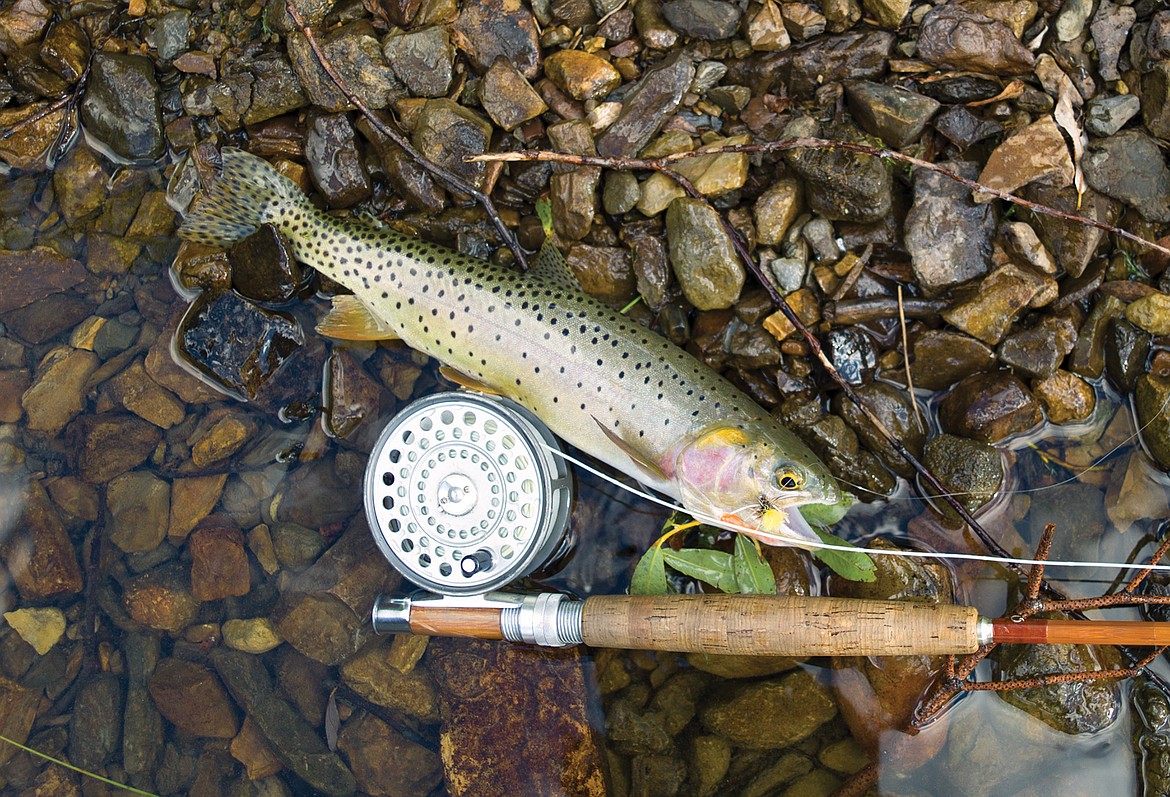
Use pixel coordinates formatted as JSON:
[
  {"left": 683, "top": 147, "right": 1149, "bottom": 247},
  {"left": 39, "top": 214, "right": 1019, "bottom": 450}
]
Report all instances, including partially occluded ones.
[
  {"left": 666, "top": 197, "right": 745, "bottom": 310},
  {"left": 662, "top": 0, "right": 741, "bottom": 39},
  {"left": 213, "top": 648, "right": 357, "bottom": 797},
  {"left": 566, "top": 245, "right": 635, "bottom": 304},
  {"left": 1033, "top": 369, "right": 1095, "bottom": 425},
  {"left": 230, "top": 716, "right": 283, "bottom": 780},
  {"left": 922, "top": 433, "right": 1004, "bottom": 516},
  {"left": 230, "top": 223, "right": 301, "bottom": 304},
  {"left": 845, "top": 81, "right": 939, "bottom": 149},
  {"left": 383, "top": 26, "right": 454, "bottom": 98},
  {"left": 1104, "top": 318, "right": 1150, "bottom": 394},
  {"left": 942, "top": 264, "right": 1055, "bottom": 345},
  {"left": 69, "top": 673, "right": 123, "bottom": 771},
  {"left": 753, "top": 178, "right": 802, "bottom": 247},
  {"left": 1144, "top": 61, "right": 1170, "bottom": 143},
  {"left": 938, "top": 371, "right": 1043, "bottom": 443},
  {"left": 103, "top": 360, "right": 186, "bottom": 429},
  {"left": 744, "top": 0, "right": 790, "bottom": 51},
  {"left": 337, "top": 712, "right": 442, "bottom": 797},
  {"left": 1025, "top": 184, "right": 1117, "bottom": 279},
  {"left": 107, "top": 471, "right": 171, "bottom": 553},
  {"left": 1137, "top": 374, "right": 1170, "bottom": 470},
  {"left": 189, "top": 518, "right": 251, "bottom": 601},
  {"left": 1086, "top": 93, "right": 1140, "bottom": 137},
  {"left": 862, "top": 0, "right": 908, "bottom": 27},
  {"left": 21, "top": 346, "right": 98, "bottom": 436},
  {"left": 148, "top": 658, "right": 239, "bottom": 738},
  {"left": 597, "top": 50, "right": 694, "bottom": 157},
  {"left": 412, "top": 99, "right": 494, "bottom": 190},
  {"left": 917, "top": 4, "right": 1035, "bottom": 74},
  {"left": 788, "top": 30, "right": 893, "bottom": 95},
  {"left": 2, "top": 481, "right": 83, "bottom": 599},
  {"left": 1083, "top": 131, "right": 1170, "bottom": 224},
  {"left": 222, "top": 618, "right": 283, "bottom": 654},
  {"left": 80, "top": 53, "right": 164, "bottom": 160},
  {"left": 997, "top": 314, "right": 1078, "bottom": 379},
  {"left": 306, "top": 113, "right": 372, "bottom": 208},
  {"left": 545, "top": 49, "right": 621, "bottom": 100},
  {"left": 122, "top": 563, "right": 199, "bottom": 633},
  {"left": 2, "top": 606, "right": 65, "bottom": 655},
  {"left": 905, "top": 160, "right": 993, "bottom": 297},
  {"left": 288, "top": 22, "right": 404, "bottom": 112},
  {"left": 832, "top": 381, "right": 925, "bottom": 478},
  {"left": 450, "top": 0, "right": 542, "bottom": 78},
  {"left": 1069, "top": 294, "right": 1125, "bottom": 379},
  {"left": 339, "top": 639, "right": 439, "bottom": 720},
  {"left": 122, "top": 633, "right": 163, "bottom": 781},
  {"left": 699, "top": 669, "right": 836, "bottom": 749},
  {"left": 480, "top": 57, "right": 547, "bottom": 131},
  {"left": 973, "top": 115, "right": 1074, "bottom": 202},
  {"left": 781, "top": 117, "right": 891, "bottom": 223},
  {"left": 0, "top": 102, "right": 67, "bottom": 171}
]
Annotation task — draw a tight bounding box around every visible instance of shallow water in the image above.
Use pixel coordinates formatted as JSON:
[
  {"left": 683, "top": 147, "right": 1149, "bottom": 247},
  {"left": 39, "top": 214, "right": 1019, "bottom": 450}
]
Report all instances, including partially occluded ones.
[{"left": 2, "top": 137, "right": 1170, "bottom": 797}]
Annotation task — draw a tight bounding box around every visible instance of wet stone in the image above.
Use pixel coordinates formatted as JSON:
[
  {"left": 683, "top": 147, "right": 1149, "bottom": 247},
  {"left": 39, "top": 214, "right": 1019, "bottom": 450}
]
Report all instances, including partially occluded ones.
[
  {"left": 2, "top": 482, "right": 82, "bottom": 599},
  {"left": 788, "top": 30, "right": 893, "bottom": 96},
  {"left": 905, "top": 160, "right": 993, "bottom": 298},
  {"left": 3, "top": 607, "right": 65, "bottom": 656},
  {"left": 1126, "top": 291, "right": 1170, "bottom": 336},
  {"left": 938, "top": 371, "right": 1043, "bottom": 443},
  {"left": 451, "top": 0, "right": 542, "bottom": 78},
  {"left": 0, "top": 0, "right": 51, "bottom": 56},
  {"left": 603, "top": 171, "right": 641, "bottom": 215},
  {"left": 107, "top": 471, "right": 171, "bottom": 554},
  {"left": 383, "top": 26, "right": 454, "bottom": 99},
  {"left": 0, "top": 102, "right": 67, "bottom": 171},
  {"left": 1033, "top": 369, "right": 1095, "bottom": 425},
  {"left": 566, "top": 245, "right": 636, "bottom": 305},
  {"left": 753, "top": 178, "right": 801, "bottom": 247},
  {"left": 861, "top": 0, "right": 908, "bottom": 27},
  {"left": 104, "top": 360, "right": 185, "bottom": 429},
  {"left": 230, "top": 223, "right": 301, "bottom": 304},
  {"left": 271, "top": 522, "right": 327, "bottom": 569},
  {"left": 666, "top": 197, "right": 745, "bottom": 310},
  {"left": 337, "top": 712, "right": 442, "bottom": 797},
  {"left": 824, "top": 327, "right": 877, "bottom": 385},
  {"left": 212, "top": 648, "right": 358, "bottom": 797},
  {"left": 69, "top": 673, "right": 123, "bottom": 771},
  {"left": 1144, "top": 62, "right": 1170, "bottom": 143},
  {"left": 916, "top": 4, "right": 1035, "bottom": 74},
  {"left": 548, "top": 120, "right": 601, "bottom": 240},
  {"left": 942, "top": 264, "right": 1055, "bottom": 345},
  {"left": 1083, "top": 131, "right": 1170, "bottom": 224},
  {"left": 923, "top": 434, "right": 1003, "bottom": 516},
  {"left": 973, "top": 115, "right": 1073, "bottom": 202},
  {"left": 995, "top": 627, "right": 1121, "bottom": 734},
  {"left": 412, "top": 99, "right": 494, "bottom": 191},
  {"left": 545, "top": 49, "right": 621, "bottom": 100},
  {"left": 53, "top": 145, "right": 108, "bottom": 227},
  {"left": 153, "top": 10, "right": 190, "bottom": 61},
  {"left": 1000, "top": 221, "right": 1056, "bottom": 275},
  {"left": 933, "top": 106, "right": 1003, "bottom": 151},
  {"left": 845, "top": 81, "right": 939, "bottom": 149},
  {"left": 597, "top": 50, "right": 694, "bottom": 158},
  {"left": 1105, "top": 318, "right": 1150, "bottom": 394},
  {"left": 21, "top": 347, "right": 98, "bottom": 436},
  {"left": 997, "top": 314, "right": 1078, "bottom": 379},
  {"left": 177, "top": 289, "right": 305, "bottom": 401},
  {"left": 1026, "top": 184, "right": 1116, "bottom": 280},
  {"left": 1085, "top": 93, "right": 1140, "bottom": 138},
  {"left": 781, "top": 117, "right": 891, "bottom": 223},
  {"left": 699, "top": 669, "right": 836, "bottom": 749},
  {"left": 231, "top": 716, "right": 283, "bottom": 780},
  {"left": 634, "top": 0, "right": 679, "bottom": 49},
  {"left": 245, "top": 54, "right": 309, "bottom": 125},
  {"left": 148, "top": 658, "right": 239, "bottom": 738},
  {"left": 122, "top": 563, "right": 199, "bottom": 633},
  {"left": 1137, "top": 374, "right": 1170, "bottom": 470},
  {"left": 325, "top": 350, "right": 386, "bottom": 439},
  {"left": 621, "top": 223, "right": 671, "bottom": 310},
  {"left": 0, "top": 370, "right": 28, "bottom": 423},
  {"left": 340, "top": 642, "right": 438, "bottom": 721},
  {"left": 0, "top": 246, "right": 89, "bottom": 316},
  {"left": 661, "top": 0, "right": 741, "bottom": 40},
  {"left": 480, "top": 57, "right": 548, "bottom": 131},
  {"left": 833, "top": 381, "right": 925, "bottom": 478},
  {"left": 306, "top": 113, "right": 372, "bottom": 209},
  {"left": 223, "top": 617, "right": 283, "bottom": 654},
  {"left": 288, "top": 23, "right": 404, "bottom": 112},
  {"left": 80, "top": 53, "right": 164, "bottom": 161},
  {"left": 189, "top": 519, "right": 251, "bottom": 601},
  {"left": 744, "top": 0, "right": 791, "bottom": 51}
]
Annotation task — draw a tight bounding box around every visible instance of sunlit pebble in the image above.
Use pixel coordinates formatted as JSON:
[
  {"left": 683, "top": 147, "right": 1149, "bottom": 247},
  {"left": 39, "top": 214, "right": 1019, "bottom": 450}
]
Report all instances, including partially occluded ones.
[{"left": 588, "top": 102, "right": 623, "bottom": 133}]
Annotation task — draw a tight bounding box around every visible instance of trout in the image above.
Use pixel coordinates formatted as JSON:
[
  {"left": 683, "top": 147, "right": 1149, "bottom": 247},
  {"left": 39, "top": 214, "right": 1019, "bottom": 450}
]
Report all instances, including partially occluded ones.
[{"left": 180, "top": 148, "right": 852, "bottom": 546}]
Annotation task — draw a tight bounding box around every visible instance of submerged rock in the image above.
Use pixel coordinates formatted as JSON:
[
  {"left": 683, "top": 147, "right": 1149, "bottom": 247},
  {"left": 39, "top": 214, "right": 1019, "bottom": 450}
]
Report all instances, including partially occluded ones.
[
  {"left": 699, "top": 669, "right": 836, "bottom": 749},
  {"left": 80, "top": 53, "right": 164, "bottom": 160},
  {"left": 938, "top": 371, "right": 1042, "bottom": 443}
]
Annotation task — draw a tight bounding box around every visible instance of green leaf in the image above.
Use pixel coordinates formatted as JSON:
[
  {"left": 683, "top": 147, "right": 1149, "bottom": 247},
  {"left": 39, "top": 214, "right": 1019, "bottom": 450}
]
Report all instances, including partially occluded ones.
[
  {"left": 536, "top": 198, "right": 553, "bottom": 236},
  {"left": 732, "top": 534, "right": 777, "bottom": 594},
  {"left": 630, "top": 543, "right": 669, "bottom": 594},
  {"left": 662, "top": 548, "right": 738, "bottom": 593},
  {"left": 812, "top": 529, "right": 876, "bottom": 582}
]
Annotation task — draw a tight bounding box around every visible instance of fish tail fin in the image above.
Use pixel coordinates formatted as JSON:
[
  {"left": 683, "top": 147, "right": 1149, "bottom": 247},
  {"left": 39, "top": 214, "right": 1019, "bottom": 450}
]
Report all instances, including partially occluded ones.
[{"left": 179, "top": 148, "right": 311, "bottom": 246}]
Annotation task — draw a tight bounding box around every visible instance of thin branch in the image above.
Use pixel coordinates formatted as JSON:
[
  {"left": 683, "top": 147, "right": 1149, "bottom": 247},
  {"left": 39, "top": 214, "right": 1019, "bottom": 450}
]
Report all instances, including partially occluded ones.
[{"left": 283, "top": 0, "right": 529, "bottom": 270}]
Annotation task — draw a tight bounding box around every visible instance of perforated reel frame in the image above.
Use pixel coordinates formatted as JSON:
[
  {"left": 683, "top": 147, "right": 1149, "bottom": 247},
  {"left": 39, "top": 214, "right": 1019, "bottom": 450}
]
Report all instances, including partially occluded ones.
[{"left": 364, "top": 392, "right": 574, "bottom": 595}]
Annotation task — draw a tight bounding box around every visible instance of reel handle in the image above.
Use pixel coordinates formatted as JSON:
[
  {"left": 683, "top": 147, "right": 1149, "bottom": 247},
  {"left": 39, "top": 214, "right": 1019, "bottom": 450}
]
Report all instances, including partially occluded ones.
[{"left": 581, "top": 594, "right": 981, "bottom": 656}]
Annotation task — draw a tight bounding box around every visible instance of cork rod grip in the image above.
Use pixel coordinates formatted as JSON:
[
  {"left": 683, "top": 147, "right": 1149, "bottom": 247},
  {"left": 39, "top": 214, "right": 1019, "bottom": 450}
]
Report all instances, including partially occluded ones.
[{"left": 580, "top": 594, "right": 981, "bottom": 656}]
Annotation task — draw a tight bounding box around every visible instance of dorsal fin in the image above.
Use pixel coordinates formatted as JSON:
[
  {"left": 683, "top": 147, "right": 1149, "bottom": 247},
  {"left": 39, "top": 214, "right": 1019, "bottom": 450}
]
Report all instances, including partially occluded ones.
[
  {"left": 593, "top": 416, "right": 667, "bottom": 483},
  {"left": 530, "top": 239, "right": 581, "bottom": 291},
  {"left": 316, "top": 295, "right": 399, "bottom": 340}
]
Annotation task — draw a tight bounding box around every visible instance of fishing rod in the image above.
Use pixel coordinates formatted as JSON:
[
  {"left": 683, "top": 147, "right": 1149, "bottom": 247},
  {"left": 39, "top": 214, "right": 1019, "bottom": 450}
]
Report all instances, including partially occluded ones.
[{"left": 365, "top": 392, "right": 1170, "bottom": 657}]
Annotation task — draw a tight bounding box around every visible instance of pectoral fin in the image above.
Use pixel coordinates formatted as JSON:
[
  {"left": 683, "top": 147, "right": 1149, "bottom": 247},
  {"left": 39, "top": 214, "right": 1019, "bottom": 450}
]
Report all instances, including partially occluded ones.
[
  {"left": 317, "top": 295, "right": 399, "bottom": 340},
  {"left": 593, "top": 417, "right": 667, "bottom": 482},
  {"left": 439, "top": 366, "right": 503, "bottom": 396}
]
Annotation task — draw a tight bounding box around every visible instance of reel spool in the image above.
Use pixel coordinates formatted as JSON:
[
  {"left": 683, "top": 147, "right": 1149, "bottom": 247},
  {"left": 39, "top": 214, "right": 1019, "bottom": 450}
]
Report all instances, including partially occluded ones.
[{"left": 364, "top": 392, "right": 574, "bottom": 596}]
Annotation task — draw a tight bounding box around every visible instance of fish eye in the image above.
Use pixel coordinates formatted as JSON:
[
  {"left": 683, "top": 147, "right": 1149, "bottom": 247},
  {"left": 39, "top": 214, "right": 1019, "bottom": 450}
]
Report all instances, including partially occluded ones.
[{"left": 775, "top": 469, "right": 804, "bottom": 490}]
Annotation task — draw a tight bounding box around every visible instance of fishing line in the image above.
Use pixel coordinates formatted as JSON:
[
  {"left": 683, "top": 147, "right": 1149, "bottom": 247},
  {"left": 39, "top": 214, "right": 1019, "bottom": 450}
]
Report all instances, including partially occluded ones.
[{"left": 541, "top": 443, "right": 1170, "bottom": 574}]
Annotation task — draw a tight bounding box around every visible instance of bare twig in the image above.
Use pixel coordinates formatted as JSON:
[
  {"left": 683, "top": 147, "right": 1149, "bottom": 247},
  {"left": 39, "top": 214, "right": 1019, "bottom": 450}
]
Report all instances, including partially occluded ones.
[
  {"left": 283, "top": 0, "right": 529, "bottom": 270},
  {"left": 897, "top": 286, "right": 924, "bottom": 436}
]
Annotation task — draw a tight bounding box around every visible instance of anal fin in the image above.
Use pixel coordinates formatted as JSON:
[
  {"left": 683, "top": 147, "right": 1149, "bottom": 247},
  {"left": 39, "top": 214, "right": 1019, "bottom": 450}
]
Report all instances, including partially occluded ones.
[
  {"left": 316, "top": 295, "right": 398, "bottom": 341},
  {"left": 593, "top": 416, "right": 667, "bottom": 482},
  {"left": 439, "top": 366, "right": 503, "bottom": 396}
]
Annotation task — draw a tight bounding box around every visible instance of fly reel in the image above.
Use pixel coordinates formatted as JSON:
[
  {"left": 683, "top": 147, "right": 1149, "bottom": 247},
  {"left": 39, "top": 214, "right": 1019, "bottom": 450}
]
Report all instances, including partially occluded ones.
[{"left": 364, "top": 392, "right": 574, "bottom": 596}]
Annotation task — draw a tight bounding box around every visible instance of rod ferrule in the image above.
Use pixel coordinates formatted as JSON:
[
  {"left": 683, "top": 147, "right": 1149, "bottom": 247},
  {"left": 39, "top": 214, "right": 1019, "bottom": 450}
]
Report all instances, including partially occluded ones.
[
  {"left": 976, "top": 617, "right": 995, "bottom": 646},
  {"left": 371, "top": 594, "right": 413, "bottom": 633}
]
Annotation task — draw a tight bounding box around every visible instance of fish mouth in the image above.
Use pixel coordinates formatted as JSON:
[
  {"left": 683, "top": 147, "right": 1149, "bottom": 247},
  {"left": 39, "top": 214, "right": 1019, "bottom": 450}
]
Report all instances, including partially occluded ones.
[{"left": 717, "top": 495, "right": 823, "bottom": 549}]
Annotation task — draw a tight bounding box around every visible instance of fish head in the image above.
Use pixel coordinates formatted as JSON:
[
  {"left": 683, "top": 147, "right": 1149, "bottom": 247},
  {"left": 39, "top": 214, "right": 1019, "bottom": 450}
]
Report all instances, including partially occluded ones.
[{"left": 671, "top": 421, "right": 851, "bottom": 548}]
